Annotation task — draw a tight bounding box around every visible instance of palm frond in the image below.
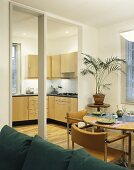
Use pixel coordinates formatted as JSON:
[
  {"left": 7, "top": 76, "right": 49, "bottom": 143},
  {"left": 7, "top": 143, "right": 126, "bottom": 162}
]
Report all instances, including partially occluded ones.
[
  {"left": 102, "top": 83, "right": 111, "bottom": 90},
  {"left": 81, "top": 69, "right": 95, "bottom": 76},
  {"left": 82, "top": 53, "right": 99, "bottom": 71},
  {"left": 96, "top": 58, "right": 105, "bottom": 69},
  {"left": 108, "top": 64, "right": 121, "bottom": 73},
  {"left": 105, "top": 56, "right": 126, "bottom": 68}
]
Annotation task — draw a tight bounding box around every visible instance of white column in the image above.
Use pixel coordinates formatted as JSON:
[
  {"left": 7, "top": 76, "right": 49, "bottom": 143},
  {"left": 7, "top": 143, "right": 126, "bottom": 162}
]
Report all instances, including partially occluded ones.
[
  {"left": 38, "top": 14, "right": 47, "bottom": 139},
  {"left": 0, "top": 0, "right": 10, "bottom": 129}
]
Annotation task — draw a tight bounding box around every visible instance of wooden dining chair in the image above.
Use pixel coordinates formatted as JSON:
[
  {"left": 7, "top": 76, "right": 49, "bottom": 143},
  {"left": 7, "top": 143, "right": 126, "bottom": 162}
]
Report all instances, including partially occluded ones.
[
  {"left": 71, "top": 124, "right": 131, "bottom": 167},
  {"left": 65, "top": 110, "right": 92, "bottom": 149}
]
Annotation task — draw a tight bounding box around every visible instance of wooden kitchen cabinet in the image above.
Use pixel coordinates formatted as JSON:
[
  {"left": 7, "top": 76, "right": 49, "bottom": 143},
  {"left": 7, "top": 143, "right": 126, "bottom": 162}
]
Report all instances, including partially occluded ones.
[
  {"left": 70, "top": 98, "right": 78, "bottom": 113},
  {"left": 61, "top": 52, "right": 77, "bottom": 77},
  {"left": 28, "top": 96, "right": 38, "bottom": 120},
  {"left": 55, "top": 97, "right": 70, "bottom": 123},
  {"left": 48, "top": 96, "right": 55, "bottom": 119},
  {"left": 46, "top": 96, "right": 48, "bottom": 118},
  {"left": 52, "top": 55, "right": 61, "bottom": 78},
  {"left": 47, "top": 56, "right": 52, "bottom": 78},
  {"left": 47, "top": 52, "right": 77, "bottom": 79},
  {"left": 27, "top": 55, "right": 38, "bottom": 78},
  {"left": 47, "top": 96, "right": 78, "bottom": 123},
  {"left": 12, "top": 97, "right": 29, "bottom": 121}
]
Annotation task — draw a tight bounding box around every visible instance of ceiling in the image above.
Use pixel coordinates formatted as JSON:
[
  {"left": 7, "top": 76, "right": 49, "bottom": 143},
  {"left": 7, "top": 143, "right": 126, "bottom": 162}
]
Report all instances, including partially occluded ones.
[
  {"left": 12, "top": 9, "right": 78, "bottom": 39},
  {"left": 12, "top": 0, "right": 134, "bottom": 27}
]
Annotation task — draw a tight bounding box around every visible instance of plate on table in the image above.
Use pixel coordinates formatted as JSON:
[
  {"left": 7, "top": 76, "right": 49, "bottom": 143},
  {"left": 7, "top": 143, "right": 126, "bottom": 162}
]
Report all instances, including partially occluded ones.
[
  {"left": 97, "top": 118, "right": 115, "bottom": 124},
  {"left": 92, "top": 112, "right": 105, "bottom": 116}
]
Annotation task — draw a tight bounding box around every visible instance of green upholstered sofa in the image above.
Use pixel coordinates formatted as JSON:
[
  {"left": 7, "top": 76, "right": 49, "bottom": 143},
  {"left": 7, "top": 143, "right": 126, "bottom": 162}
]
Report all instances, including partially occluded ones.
[{"left": 0, "top": 125, "right": 128, "bottom": 170}]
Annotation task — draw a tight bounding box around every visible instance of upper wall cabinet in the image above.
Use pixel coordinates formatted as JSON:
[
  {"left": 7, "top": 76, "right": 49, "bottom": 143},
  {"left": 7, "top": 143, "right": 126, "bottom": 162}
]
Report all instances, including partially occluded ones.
[
  {"left": 61, "top": 52, "right": 77, "bottom": 78},
  {"left": 47, "top": 52, "right": 77, "bottom": 79},
  {"left": 47, "top": 56, "right": 52, "bottom": 78},
  {"left": 27, "top": 55, "right": 38, "bottom": 78},
  {"left": 61, "top": 52, "right": 77, "bottom": 73},
  {"left": 51, "top": 55, "right": 61, "bottom": 78}
]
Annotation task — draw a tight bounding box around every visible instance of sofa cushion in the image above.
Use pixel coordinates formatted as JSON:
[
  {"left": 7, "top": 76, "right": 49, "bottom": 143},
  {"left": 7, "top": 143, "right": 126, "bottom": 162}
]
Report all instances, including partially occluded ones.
[
  {"left": 68, "top": 149, "right": 127, "bottom": 170},
  {"left": 0, "top": 125, "right": 33, "bottom": 170},
  {"left": 22, "top": 135, "right": 73, "bottom": 170}
]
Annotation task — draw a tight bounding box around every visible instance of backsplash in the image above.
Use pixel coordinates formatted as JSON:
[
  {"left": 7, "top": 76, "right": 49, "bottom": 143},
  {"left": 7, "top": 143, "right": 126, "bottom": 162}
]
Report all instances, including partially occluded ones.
[
  {"left": 47, "top": 79, "right": 78, "bottom": 94},
  {"left": 21, "top": 79, "right": 77, "bottom": 94},
  {"left": 21, "top": 79, "right": 38, "bottom": 94}
]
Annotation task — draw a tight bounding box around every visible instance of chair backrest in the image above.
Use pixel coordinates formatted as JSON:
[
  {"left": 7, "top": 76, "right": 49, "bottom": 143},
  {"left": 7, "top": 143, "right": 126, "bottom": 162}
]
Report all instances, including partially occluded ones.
[
  {"left": 66, "top": 109, "right": 88, "bottom": 124},
  {"left": 71, "top": 124, "right": 107, "bottom": 152}
]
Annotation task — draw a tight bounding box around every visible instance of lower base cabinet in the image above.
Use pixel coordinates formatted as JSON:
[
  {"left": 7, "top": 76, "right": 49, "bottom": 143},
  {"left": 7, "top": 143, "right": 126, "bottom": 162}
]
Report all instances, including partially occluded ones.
[
  {"left": 55, "top": 97, "right": 70, "bottom": 123},
  {"left": 28, "top": 96, "right": 38, "bottom": 120},
  {"left": 12, "top": 96, "right": 38, "bottom": 121},
  {"left": 48, "top": 96, "right": 78, "bottom": 123},
  {"left": 12, "top": 96, "right": 78, "bottom": 123},
  {"left": 47, "top": 96, "right": 55, "bottom": 119},
  {"left": 12, "top": 97, "right": 29, "bottom": 121}
]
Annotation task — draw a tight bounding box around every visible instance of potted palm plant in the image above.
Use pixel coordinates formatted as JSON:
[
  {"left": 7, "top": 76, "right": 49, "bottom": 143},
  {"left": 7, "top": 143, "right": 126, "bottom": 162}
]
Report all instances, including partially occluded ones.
[{"left": 81, "top": 53, "right": 126, "bottom": 105}]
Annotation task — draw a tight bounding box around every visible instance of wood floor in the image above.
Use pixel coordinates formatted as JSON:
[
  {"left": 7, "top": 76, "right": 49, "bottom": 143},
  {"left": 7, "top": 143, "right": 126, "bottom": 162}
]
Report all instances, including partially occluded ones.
[
  {"left": 14, "top": 123, "right": 74, "bottom": 149},
  {"left": 14, "top": 123, "right": 134, "bottom": 169}
]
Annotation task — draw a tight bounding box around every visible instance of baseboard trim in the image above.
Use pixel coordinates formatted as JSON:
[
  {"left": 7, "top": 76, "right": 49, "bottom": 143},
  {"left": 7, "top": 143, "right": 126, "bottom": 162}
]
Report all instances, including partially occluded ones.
[{"left": 12, "top": 119, "right": 66, "bottom": 127}]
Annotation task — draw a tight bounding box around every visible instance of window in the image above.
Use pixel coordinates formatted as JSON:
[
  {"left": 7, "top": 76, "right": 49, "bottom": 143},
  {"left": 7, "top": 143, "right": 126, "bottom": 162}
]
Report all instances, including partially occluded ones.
[
  {"left": 126, "top": 41, "right": 134, "bottom": 102},
  {"left": 12, "top": 43, "right": 21, "bottom": 94},
  {"left": 121, "top": 36, "right": 134, "bottom": 102}
]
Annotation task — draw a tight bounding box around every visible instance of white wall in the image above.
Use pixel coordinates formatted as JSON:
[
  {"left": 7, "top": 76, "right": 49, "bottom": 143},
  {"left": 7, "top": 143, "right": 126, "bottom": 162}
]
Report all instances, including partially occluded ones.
[
  {"left": 47, "top": 35, "right": 78, "bottom": 55},
  {"left": 0, "top": 0, "right": 10, "bottom": 129},
  {"left": 98, "top": 19, "right": 134, "bottom": 112},
  {"left": 78, "top": 25, "right": 99, "bottom": 110}
]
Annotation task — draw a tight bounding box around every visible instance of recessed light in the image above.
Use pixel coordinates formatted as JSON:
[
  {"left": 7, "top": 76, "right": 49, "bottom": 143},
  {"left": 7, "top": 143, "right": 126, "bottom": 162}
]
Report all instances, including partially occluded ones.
[
  {"left": 23, "top": 32, "right": 26, "bottom": 36},
  {"left": 65, "top": 31, "right": 69, "bottom": 34}
]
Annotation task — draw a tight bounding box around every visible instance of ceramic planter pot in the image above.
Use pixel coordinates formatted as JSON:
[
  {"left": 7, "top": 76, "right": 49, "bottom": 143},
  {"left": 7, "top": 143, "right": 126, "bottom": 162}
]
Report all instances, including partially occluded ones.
[{"left": 93, "top": 94, "right": 105, "bottom": 105}]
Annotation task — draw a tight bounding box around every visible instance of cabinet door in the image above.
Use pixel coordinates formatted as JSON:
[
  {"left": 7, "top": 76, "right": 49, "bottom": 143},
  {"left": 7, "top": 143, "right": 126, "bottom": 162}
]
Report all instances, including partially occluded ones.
[
  {"left": 48, "top": 96, "right": 55, "bottom": 119},
  {"left": 28, "top": 55, "right": 38, "bottom": 78},
  {"left": 52, "top": 55, "right": 61, "bottom": 78},
  {"left": 46, "top": 96, "right": 48, "bottom": 118},
  {"left": 47, "top": 56, "right": 52, "bottom": 78},
  {"left": 55, "top": 97, "right": 70, "bottom": 123},
  {"left": 61, "top": 52, "right": 77, "bottom": 75},
  {"left": 70, "top": 98, "right": 78, "bottom": 113},
  {"left": 29, "top": 96, "right": 38, "bottom": 120},
  {"left": 12, "top": 97, "right": 29, "bottom": 121}
]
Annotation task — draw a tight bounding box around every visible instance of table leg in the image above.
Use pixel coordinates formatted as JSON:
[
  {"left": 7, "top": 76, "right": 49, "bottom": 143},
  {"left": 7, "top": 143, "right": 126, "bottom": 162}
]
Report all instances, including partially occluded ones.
[
  {"left": 97, "top": 107, "right": 100, "bottom": 112},
  {"left": 128, "top": 133, "right": 131, "bottom": 169},
  {"left": 122, "top": 131, "right": 131, "bottom": 169}
]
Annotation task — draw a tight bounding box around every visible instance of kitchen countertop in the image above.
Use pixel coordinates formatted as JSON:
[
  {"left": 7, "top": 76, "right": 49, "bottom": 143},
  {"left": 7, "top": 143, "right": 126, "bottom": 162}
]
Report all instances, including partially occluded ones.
[
  {"left": 12, "top": 93, "right": 78, "bottom": 98},
  {"left": 47, "top": 93, "right": 78, "bottom": 98},
  {"left": 12, "top": 94, "right": 38, "bottom": 97}
]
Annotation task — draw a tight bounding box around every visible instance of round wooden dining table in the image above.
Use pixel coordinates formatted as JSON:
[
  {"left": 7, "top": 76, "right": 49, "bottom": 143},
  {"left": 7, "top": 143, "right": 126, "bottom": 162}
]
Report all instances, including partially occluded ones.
[
  {"left": 83, "top": 114, "right": 134, "bottom": 131},
  {"left": 83, "top": 113, "right": 134, "bottom": 168}
]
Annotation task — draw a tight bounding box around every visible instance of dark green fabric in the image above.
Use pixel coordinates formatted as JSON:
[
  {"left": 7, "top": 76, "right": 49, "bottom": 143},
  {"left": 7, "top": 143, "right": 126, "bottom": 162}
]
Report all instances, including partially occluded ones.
[
  {"left": 0, "top": 125, "right": 33, "bottom": 170},
  {"left": 68, "top": 149, "right": 128, "bottom": 170},
  {"left": 22, "top": 135, "right": 73, "bottom": 170}
]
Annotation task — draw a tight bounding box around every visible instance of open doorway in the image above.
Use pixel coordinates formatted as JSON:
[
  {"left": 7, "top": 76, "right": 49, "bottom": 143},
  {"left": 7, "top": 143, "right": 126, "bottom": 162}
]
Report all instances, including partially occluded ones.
[
  {"left": 11, "top": 6, "right": 38, "bottom": 127},
  {"left": 47, "top": 18, "right": 78, "bottom": 121},
  {"left": 10, "top": 4, "right": 47, "bottom": 138},
  {"left": 46, "top": 18, "right": 79, "bottom": 147}
]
